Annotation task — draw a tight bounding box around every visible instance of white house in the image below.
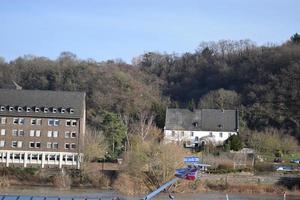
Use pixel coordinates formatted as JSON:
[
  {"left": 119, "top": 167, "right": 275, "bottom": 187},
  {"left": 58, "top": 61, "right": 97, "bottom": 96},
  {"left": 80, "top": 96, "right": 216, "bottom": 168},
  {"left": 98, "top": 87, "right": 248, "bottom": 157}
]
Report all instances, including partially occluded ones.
[{"left": 164, "top": 108, "right": 239, "bottom": 147}]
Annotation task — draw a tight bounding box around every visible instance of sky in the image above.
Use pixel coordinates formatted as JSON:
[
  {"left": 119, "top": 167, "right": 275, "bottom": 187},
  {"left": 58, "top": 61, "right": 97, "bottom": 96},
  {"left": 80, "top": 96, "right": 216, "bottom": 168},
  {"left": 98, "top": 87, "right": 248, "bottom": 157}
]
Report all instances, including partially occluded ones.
[{"left": 0, "top": 0, "right": 299, "bottom": 63}]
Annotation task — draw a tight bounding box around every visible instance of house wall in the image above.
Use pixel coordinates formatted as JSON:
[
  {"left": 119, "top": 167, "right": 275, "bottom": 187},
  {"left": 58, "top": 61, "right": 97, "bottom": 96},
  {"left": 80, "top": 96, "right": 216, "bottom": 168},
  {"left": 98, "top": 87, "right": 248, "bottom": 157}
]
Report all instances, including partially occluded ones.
[{"left": 164, "top": 129, "right": 237, "bottom": 146}]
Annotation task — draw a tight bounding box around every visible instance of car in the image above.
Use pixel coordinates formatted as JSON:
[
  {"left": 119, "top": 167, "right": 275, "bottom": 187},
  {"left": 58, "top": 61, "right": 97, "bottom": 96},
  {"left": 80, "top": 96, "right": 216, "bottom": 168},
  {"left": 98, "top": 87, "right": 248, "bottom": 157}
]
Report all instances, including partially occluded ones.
[
  {"left": 276, "top": 166, "right": 292, "bottom": 172},
  {"left": 290, "top": 159, "right": 300, "bottom": 164}
]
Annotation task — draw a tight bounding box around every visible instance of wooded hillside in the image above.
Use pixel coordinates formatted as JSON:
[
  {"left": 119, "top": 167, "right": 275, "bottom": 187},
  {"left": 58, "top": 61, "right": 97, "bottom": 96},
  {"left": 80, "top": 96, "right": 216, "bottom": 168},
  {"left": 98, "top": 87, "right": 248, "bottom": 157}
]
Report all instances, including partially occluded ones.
[{"left": 0, "top": 34, "right": 299, "bottom": 142}]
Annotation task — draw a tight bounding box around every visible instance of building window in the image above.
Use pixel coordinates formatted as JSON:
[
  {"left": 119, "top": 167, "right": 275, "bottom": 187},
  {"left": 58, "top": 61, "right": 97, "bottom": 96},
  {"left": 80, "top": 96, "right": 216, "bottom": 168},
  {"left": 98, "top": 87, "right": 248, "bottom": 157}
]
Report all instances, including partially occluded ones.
[
  {"left": 35, "top": 107, "right": 40, "bottom": 112},
  {"left": 0, "top": 117, "right": 6, "bottom": 124},
  {"left": 66, "top": 120, "right": 71, "bottom": 126},
  {"left": 65, "top": 143, "right": 70, "bottom": 149},
  {"left": 52, "top": 108, "right": 57, "bottom": 113},
  {"left": 26, "top": 107, "right": 31, "bottom": 112},
  {"left": 66, "top": 120, "right": 77, "bottom": 126},
  {"left": 47, "top": 131, "right": 58, "bottom": 138},
  {"left": 31, "top": 118, "right": 42, "bottom": 125},
  {"left": 14, "top": 118, "right": 25, "bottom": 125},
  {"left": 69, "top": 108, "right": 74, "bottom": 114},
  {"left": 48, "top": 119, "right": 59, "bottom": 126},
  {"left": 60, "top": 108, "right": 65, "bottom": 113},
  {"left": 1, "top": 129, "right": 5, "bottom": 136},
  {"left": 13, "top": 118, "right": 18, "bottom": 124},
  {"left": 12, "top": 141, "right": 18, "bottom": 148},
  {"left": 29, "top": 142, "right": 35, "bottom": 148},
  {"left": 219, "top": 132, "right": 223, "bottom": 138},
  {"left": 71, "top": 132, "right": 77, "bottom": 138},
  {"left": 12, "top": 129, "right": 18, "bottom": 136},
  {"left": 17, "top": 106, "right": 22, "bottom": 112},
  {"left": 30, "top": 130, "right": 41, "bottom": 137},
  {"left": 17, "top": 141, "right": 23, "bottom": 148},
  {"left": 71, "top": 143, "right": 76, "bottom": 149},
  {"left": 71, "top": 120, "right": 77, "bottom": 126},
  {"left": 9, "top": 106, "right": 14, "bottom": 111},
  {"left": 29, "top": 142, "right": 40, "bottom": 148},
  {"left": 53, "top": 142, "right": 58, "bottom": 149},
  {"left": 18, "top": 130, "right": 25, "bottom": 136},
  {"left": 65, "top": 132, "right": 70, "bottom": 138},
  {"left": 0, "top": 140, "right": 5, "bottom": 147},
  {"left": 0, "top": 106, "right": 5, "bottom": 111},
  {"left": 43, "top": 107, "right": 48, "bottom": 113},
  {"left": 47, "top": 142, "right": 52, "bottom": 148},
  {"left": 190, "top": 132, "right": 194, "bottom": 137}
]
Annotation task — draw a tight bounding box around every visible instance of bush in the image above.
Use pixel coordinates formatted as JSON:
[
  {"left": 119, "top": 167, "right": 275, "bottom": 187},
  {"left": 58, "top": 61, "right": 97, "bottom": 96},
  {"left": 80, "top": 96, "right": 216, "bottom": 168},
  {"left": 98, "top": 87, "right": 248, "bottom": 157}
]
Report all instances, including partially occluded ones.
[{"left": 224, "top": 135, "right": 243, "bottom": 151}]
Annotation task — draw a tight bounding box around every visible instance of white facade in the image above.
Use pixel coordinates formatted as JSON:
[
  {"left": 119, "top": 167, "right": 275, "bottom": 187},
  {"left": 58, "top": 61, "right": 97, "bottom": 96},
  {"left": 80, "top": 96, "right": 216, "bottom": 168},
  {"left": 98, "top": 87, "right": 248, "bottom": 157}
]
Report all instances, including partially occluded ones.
[
  {"left": 164, "top": 129, "right": 237, "bottom": 147},
  {"left": 0, "top": 150, "right": 82, "bottom": 169}
]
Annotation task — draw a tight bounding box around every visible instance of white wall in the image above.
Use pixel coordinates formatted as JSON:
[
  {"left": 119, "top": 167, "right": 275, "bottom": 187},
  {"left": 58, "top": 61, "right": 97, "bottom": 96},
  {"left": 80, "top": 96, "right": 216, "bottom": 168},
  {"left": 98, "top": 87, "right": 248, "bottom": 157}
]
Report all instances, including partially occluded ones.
[{"left": 164, "top": 129, "right": 237, "bottom": 146}]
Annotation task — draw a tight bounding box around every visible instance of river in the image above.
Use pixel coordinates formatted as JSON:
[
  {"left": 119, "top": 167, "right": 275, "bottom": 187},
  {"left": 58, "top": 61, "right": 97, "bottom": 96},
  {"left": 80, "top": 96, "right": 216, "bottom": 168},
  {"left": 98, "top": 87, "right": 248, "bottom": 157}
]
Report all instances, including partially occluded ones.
[{"left": 1, "top": 186, "right": 300, "bottom": 200}]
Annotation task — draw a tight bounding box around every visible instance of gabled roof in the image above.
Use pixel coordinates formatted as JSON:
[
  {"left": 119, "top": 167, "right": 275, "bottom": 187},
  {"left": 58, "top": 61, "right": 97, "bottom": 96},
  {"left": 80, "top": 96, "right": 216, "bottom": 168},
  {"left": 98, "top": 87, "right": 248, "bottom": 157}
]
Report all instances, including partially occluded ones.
[
  {"left": 165, "top": 108, "right": 238, "bottom": 132},
  {"left": 0, "top": 89, "right": 85, "bottom": 118}
]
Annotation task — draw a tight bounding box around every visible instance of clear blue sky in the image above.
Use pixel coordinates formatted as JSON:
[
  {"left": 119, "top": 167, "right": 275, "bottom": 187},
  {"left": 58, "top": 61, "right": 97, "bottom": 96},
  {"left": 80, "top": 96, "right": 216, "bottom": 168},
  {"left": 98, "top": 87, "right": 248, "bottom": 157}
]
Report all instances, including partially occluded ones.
[{"left": 0, "top": 0, "right": 299, "bottom": 63}]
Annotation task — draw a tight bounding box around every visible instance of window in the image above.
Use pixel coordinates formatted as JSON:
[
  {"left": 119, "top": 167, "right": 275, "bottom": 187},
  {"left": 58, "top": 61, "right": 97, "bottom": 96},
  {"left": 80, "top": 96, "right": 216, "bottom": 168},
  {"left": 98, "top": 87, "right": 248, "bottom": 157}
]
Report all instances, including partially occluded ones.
[
  {"left": 60, "top": 108, "right": 65, "bottom": 113},
  {"left": 52, "top": 108, "right": 57, "bottom": 113},
  {"left": 66, "top": 120, "right": 71, "bottom": 126},
  {"left": 35, "top": 107, "right": 40, "bottom": 112},
  {"left": 47, "top": 142, "right": 52, "bottom": 148},
  {"left": 17, "top": 106, "right": 22, "bottom": 112},
  {"left": 65, "top": 143, "right": 70, "bottom": 149},
  {"left": 71, "top": 120, "right": 77, "bottom": 126},
  {"left": 30, "top": 130, "right": 41, "bottom": 137},
  {"left": 29, "top": 142, "right": 40, "bottom": 148},
  {"left": 69, "top": 108, "right": 74, "bottom": 114},
  {"left": 30, "top": 130, "right": 35, "bottom": 137},
  {"left": 12, "top": 141, "right": 18, "bottom": 148},
  {"left": 219, "top": 132, "right": 223, "bottom": 138},
  {"left": 71, "top": 143, "right": 76, "bottom": 149},
  {"left": 36, "top": 130, "right": 41, "bottom": 137},
  {"left": 48, "top": 131, "right": 58, "bottom": 138},
  {"left": 0, "top": 106, "right": 5, "bottom": 111},
  {"left": 26, "top": 107, "right": 31, "bottom": 112},
  {"left": 13, "top": 118, "right": 19, "bottom": 124},
  {"left": 0, "top": 140, "right": 5, "bottom": 147},
  {"left": 29, "top": 142, "right": 35, "bottom": 148},
  {"left": 0, "top": 117, "right": 6, "bottom": 124},
  {"left": 44, "top": 107, "right": 48, "bottom": 113},
  {"left": 53, "top": 143, "right": 58, "bottom": 149},
  {"left": 9, "top": 106, "right": 13, "bottom": 111},
  {"left": 1, "top": 129, "right": 5, "bottom": 136},
  {"left": 18, "top": 130, "right": 24, "bottom": 136},
  {"left": 65, "top": 131, "right": 70, "bottom": 138},
  {"left": 12, "top": 129, "right": 18, "bottom": 136},
  {"left": 71, "top": 132, "right": 77, "bottom": 138},
  {"left": 190, "top": 132, "right": 194, "bottom": 137},
  {"left": 19, "top": 118, "right": 25, "bottom": 125},
  {"left": 17, "top": 141, "right": 23, "bottom": 148},
  {"left": 48, "top": 119, "right": 59, "bottom": 126},
  {"left": 31, "top": 118, "right": 42, "bottom": 125}
]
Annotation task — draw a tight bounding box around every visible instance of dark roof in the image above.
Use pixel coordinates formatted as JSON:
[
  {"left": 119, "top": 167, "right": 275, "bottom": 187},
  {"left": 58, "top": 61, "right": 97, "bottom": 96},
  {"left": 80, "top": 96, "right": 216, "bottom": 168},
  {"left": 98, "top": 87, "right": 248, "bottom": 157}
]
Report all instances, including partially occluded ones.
[
  {"left": 165, "top": 108, "right": 238, "bottom": 132},
  {"left": 0, "top": 89, "right": 85, "bottom": 118}
]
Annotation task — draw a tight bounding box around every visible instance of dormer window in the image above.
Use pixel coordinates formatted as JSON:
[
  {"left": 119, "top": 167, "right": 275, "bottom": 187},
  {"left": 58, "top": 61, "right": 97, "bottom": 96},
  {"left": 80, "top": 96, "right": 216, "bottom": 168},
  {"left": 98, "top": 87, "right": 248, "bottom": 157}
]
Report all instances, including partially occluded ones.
[
  {"left": 17, "top": 106, "right": 23, "bottom": 112},
  {"left": 52, "top": 108, "right": 57, "bottom": 113},
  {"left": 60, "top": 108, "right": 65, "bottom": 113},
  {"left": 43, "top": 107, "right": 48, "bottom": 113},
  {"left": 35, "top": 107, "right": 40, "bottom": 112},
  {"left": 0, "top": 106, "right": 5, "bottom": 111},
  {"left": 69, "top": 108, "right": 74, "bottom": 114},
  {"left": 26, "top": 107, "right": 31, "bottom": 112},
  {"left": 9, "top": 106, "right": 14, "bottom": 111}
]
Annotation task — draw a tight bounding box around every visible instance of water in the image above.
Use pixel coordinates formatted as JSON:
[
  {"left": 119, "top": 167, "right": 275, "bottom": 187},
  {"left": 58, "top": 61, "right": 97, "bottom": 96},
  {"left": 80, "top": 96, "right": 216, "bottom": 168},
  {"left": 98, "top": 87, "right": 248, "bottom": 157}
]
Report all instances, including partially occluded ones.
[{"left": 0, "top": 186, "right": 300, "bottom": 200}]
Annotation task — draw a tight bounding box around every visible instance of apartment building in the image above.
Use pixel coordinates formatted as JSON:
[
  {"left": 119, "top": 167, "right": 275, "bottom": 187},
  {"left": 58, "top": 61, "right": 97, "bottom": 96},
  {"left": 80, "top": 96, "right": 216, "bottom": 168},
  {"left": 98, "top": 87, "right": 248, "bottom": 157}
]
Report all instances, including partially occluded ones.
[{"left": 0, "top": 89, "right": 86, "bottom": 169}]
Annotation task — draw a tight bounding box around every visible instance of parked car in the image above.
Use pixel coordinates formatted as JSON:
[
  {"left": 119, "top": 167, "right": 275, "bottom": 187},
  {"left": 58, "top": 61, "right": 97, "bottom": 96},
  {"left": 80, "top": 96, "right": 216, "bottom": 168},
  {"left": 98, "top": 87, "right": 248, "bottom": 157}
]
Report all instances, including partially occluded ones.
[
  {"left": 290, "top": 159, "right": 300, "bottom": 164},
  {"left": 275, "top": 166, "right": 293, "bottom": 172}
]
